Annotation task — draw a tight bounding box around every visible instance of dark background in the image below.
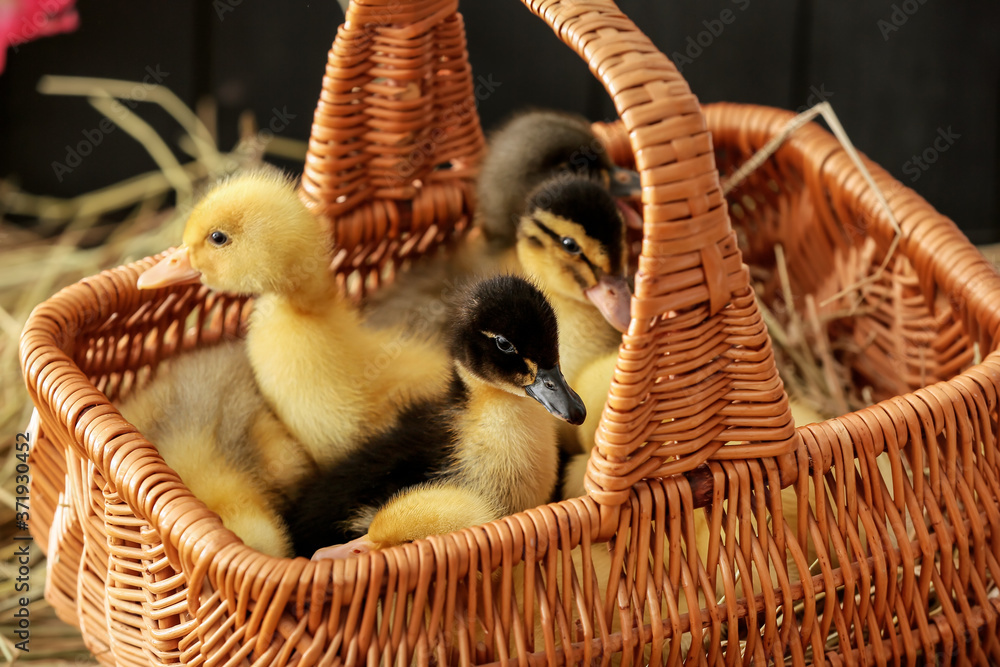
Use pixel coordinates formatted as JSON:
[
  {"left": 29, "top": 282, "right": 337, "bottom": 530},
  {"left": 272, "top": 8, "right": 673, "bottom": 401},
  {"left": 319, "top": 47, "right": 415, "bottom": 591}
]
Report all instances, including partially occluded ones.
[{"left": 1, "top": 1, "right": 997, "bottom": 243}]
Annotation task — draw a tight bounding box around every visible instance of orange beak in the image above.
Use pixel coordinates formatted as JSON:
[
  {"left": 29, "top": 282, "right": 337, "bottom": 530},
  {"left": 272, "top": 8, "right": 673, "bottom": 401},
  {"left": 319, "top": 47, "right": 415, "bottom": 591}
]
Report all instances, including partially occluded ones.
[
  {"left": 615, "top": 198, "right": 644, "bottom": 231},
  {"left": 137, "top": 246, "right": 202, "bottom": 289},
  {"left": 311, "top": 534, "right": 378, "bottom": 561},
  {"left": 584, "top": 275, "right": 632, "bottom": 333}
]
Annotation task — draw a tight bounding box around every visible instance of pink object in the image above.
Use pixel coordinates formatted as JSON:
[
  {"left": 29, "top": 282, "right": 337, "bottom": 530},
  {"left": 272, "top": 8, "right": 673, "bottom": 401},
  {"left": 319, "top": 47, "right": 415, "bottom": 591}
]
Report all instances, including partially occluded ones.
[
  {"left": 311, "top": 535, "right": 377, "bottom": 561},
  {"left": 0, "top": 0, "right": 79, "bottom": 73}
]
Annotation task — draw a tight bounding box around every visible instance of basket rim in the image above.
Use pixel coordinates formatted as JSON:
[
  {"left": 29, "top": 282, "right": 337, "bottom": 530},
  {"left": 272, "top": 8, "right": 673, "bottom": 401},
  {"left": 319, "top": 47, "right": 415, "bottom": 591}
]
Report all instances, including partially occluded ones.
[
  {"left": 20, "top": 95, "right": 1000, "bottom": 567},
  {"left": 19, "top": 0, "right": 1000, "bottom": 657}
]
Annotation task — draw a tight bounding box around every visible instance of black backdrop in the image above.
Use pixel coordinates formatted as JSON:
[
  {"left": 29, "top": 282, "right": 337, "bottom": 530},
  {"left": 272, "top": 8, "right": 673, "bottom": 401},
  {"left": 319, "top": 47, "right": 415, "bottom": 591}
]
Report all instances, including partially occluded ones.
[{"left": 1, "top": 1, "right": 997, "bottom": 243}]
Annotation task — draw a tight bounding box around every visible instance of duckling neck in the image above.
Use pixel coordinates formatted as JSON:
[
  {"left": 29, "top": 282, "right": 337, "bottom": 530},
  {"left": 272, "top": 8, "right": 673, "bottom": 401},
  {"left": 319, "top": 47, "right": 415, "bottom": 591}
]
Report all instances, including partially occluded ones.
[
  {"left": 273, "top": 269, "right": 339, "bottom": 314},
  {"left": 247, "top": 288, "right": 368, "bottom": 457},
  {"left": 546, "top": 292, "right": 622, "bottom": 383},
  {"left": 448, "top": 365, "right": 559, "bottom": 516}
]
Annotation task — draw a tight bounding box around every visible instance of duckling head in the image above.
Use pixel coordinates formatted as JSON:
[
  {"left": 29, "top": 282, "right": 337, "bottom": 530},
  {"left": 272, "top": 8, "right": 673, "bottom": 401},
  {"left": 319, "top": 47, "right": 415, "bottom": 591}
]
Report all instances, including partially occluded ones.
[
  {"left": 138, "top": 169, "right": 330, "bottom": 297},
  {"left": 515, "top": 176, "right": 632, "bottom": 332},
  {"left": 477, "top": 110, "right": 641, "bottom": 248},
  {"left": 450, "top": 275, "right": 586, "bottom": 425}
]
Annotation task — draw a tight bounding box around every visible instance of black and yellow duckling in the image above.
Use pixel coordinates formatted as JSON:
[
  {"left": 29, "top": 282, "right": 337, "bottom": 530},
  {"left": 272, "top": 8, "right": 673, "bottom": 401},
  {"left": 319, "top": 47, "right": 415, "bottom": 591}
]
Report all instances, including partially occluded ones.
[
  {"left": 285, "top": 275, "right": 586, "bottom": 559},
  {"left": 476, "top": 109, "right": 641, "bottom": 252},
  {"left": 515, "top": 175, "right": 631, "bottom": 381},
  {"left": 137, "top": 169, "right": 451, "bottom": 469},
  {"left": 361, "top": 109, "right": 641, "bottom": 338},
  {"left": 370, "top": 175, "right": 634, "bottom": 475},
  {"left": 512, "top": 175, "right": 635, "bottom": 485},
  {"left": 116, "top": 341, "right": 305, "bottom": 557},
  {"left": 368, "top": 175, "right": 633, "bottom": 399}
]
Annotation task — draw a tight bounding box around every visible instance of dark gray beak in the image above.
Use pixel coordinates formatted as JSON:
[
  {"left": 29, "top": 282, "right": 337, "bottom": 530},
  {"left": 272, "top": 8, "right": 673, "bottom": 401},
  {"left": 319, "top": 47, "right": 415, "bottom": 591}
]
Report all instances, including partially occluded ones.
[
  {"left": 608, "top": 166, "right": 641, "bottom": 199},
  {"left": 525, "top": 366, "right": 586, "bottom": 425}
]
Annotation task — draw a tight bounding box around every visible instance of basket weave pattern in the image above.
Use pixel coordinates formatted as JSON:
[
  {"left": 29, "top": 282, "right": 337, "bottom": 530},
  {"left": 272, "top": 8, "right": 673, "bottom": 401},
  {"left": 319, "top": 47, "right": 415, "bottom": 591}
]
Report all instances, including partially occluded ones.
[
  {"left": 300, "top": 2, "right": 484, "bottom": 298},
  {"left": 20, "top": 0, "right": 1000, "bottom": 664}
]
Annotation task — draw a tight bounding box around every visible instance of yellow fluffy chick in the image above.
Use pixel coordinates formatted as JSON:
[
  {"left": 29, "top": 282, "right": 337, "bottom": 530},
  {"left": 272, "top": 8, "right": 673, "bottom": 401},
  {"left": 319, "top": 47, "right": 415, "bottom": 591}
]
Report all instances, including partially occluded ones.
[
  {"left": 116, "top": 341, "right": 304, "bottom": 557},
  {"left": 138, "top": 169, "right": 451, "bottom": 466}
]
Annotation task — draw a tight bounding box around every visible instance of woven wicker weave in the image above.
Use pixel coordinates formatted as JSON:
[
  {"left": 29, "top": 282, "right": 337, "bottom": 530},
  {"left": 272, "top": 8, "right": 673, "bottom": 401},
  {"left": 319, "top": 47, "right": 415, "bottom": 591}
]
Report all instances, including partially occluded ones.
[{"left": 20, "top": 0, "right": 1000, "bottom": 664}]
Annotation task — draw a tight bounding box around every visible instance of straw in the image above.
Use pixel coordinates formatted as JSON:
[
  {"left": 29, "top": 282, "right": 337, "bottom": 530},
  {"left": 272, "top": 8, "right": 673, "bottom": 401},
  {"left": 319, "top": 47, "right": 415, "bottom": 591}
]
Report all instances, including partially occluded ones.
[
  {"left": 0, "top": 76, "right": 306, "bottom": 665},
  {"left": 722, "top": 102, "right": 903, "bottom": 311}
]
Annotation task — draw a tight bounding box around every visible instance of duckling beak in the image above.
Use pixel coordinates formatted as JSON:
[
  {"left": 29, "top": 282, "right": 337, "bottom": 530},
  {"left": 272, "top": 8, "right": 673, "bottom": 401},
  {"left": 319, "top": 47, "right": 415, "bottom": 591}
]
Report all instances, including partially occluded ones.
[
  {"left": 525, "top": 366, "right": 586, "bottom": 425},
  {"left": 311, "top": 534, "right": 377, "bottom": 560},
  {"left": 137, "top": 246, "right": 202, "bottom": 289},
  {"left": 615, "top": 198, "right": 644, "bottom": 231},
  {"left": 608, "top": 166, "right": 642, "bottom": 200},
  {"left": 584, "top": 275, "right": 631, "bottom": 333}
]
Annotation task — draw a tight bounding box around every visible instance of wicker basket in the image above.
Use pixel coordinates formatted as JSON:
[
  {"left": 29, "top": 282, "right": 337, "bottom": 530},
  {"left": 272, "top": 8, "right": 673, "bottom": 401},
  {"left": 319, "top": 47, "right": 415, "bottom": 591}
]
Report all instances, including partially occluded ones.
[{"left": 20, "top": 0, "right": 1000, "bottom": 664}]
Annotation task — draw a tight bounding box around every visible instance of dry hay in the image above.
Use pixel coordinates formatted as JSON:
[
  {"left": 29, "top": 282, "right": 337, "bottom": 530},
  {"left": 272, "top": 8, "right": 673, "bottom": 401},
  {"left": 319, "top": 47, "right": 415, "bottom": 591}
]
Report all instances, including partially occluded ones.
[{"left": 0, "top": 76, "right": 306, "bottom": 665}]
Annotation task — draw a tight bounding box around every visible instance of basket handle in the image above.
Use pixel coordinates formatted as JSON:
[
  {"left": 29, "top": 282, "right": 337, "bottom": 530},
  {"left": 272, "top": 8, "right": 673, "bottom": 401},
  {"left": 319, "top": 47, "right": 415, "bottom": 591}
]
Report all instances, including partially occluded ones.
[
  {"left": 501, "top": 0, "right": 799, "bottom": 508},
  {"left": 298, "top": 0, "right": 485, "bottom": 274},
  {"left": 297, "top": 0, "right": 800, "bottom": 512}
]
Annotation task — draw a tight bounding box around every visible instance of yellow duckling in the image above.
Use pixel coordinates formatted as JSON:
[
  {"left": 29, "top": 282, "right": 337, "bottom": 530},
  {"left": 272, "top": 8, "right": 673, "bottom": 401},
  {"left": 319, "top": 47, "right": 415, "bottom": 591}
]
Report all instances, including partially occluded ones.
[
  {"left": 138, "top": 169, "right": 451, "bottom": 466},
  {"left": 299, "top": 275, "right": 587, "bottom": 559},
  {"left": 116, "top": 341, "right": 302, "bottom": 557}
]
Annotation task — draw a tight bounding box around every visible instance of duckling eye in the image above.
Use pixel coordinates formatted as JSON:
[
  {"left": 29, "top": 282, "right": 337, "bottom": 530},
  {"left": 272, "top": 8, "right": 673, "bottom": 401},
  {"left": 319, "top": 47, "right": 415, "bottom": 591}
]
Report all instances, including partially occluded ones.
[
  {"left": 495, "top": 336, "right": 515, "bottom": 354},
  {"left": 561, "top": 237, "right": 581, "bottom": 255},
  {"left": 208, "top": 230, "right": 230, "bottom": 247}
]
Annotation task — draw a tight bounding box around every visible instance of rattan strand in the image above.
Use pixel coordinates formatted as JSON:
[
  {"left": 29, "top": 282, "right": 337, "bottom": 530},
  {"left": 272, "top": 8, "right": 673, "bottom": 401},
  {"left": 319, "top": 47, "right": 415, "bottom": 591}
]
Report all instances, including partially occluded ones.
[{"left": 19, "top": 0, "right": 1000, "bottom": 663}]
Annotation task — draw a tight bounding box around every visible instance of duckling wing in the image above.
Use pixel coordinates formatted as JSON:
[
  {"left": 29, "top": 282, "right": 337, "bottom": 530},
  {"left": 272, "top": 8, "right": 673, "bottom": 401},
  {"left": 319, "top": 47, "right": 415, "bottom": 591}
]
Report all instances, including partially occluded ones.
[
  {"left": 364, "top": 482, "right": 503, "bottom": 549},
  {"left": 116, "top": 341, "right": 296, "bottom": 557},
  {"left": 284, "top": 397, "right": 452, "bottom": 558}
]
